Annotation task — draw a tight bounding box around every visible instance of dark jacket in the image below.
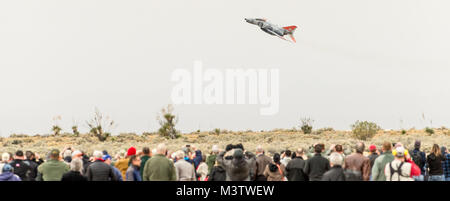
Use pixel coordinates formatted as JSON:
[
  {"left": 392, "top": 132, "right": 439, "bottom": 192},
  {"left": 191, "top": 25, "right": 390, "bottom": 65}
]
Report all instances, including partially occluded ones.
[
  {"left": 427, "top": 153, "right": 446, "bottom": 175},
  {"left": 304, "top": 153, "right": 330, "bottom": 181},
  {"left": 208, "top": 165, "right": 226, "bottom": 181},
  {"left": 140, "top": 155, "right": 150, "bottom": 179},
  {"left": 285, "top": 156, "right": 308, "bottom": 181},
  {"left": 321, "top": 165, "right": 346, "bottom": 181},
  {"left": 9, "top": 159, "right": 31, "bottom": 181},
  {"left": 255, "top": 154, "right": 272, "bottom": 180},
  {"left": 368, "top": 153, "right": 379, "bottom": 169},
  {"left": 126, "top": 165, "right": 142, "bottom": 181},
  {"left": 206, "top": 154, "right": 217, "bottom": 174},
  {"left": 193, "top": 150, "right": 203, "bottom": 169},
  {"left": 82, "top": 156, "right": 92, "bottom": 175},
  {"left": 217, "top": 149, "right": 256, "bottom": 181},
  {"left": 61, "top": 171, "right": 88, "bottom": 181},
  {"left": 23, "top": 159, "right": 38, "bottom": 181},
  {"left": 410, "top": 149, "right": 426, "bottom": 173},
  {"left": 86, "top": 160, "right": 117, "bottom": 181}
]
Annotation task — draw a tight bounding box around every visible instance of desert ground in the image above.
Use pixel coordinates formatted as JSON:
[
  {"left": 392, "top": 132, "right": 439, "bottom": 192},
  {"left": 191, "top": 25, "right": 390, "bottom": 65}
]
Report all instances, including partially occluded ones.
[{"left": 1, "top": 128, "right": 449, "bottom": 158}]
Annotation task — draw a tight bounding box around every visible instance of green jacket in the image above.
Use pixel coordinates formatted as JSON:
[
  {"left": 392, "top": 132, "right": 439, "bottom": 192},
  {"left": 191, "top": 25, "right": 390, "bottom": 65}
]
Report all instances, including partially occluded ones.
[
  {"left": 140, "top": 155, "right": 150, "bottom": 178},
  {"left": 142, "top": 154, "right": 176, "bottom": 181},
  {"left": 206, "top": 154, "right": 217, "bottom": 174},
  {"left": 371, "top": 151, "right": 394, "bottom": 181},
  {"left": 37, "top": 159, "right": 69, "bottom": 181}
]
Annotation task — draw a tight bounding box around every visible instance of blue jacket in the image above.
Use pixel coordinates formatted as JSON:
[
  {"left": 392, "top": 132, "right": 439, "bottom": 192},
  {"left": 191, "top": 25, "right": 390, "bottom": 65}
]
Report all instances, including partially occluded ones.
[
  {"left": 112, "top": 166, "right": 123, "bottom": 181},
  {"left": 126, "top": 165, "right": 142, "bottom": 181},
  {"left": 0, "top": 172, "right": 21, "bottom": 181}
]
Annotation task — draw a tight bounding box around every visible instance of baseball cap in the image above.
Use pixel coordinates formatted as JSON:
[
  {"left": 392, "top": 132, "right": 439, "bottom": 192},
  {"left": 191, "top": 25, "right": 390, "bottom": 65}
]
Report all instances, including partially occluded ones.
[
  {"left": 369, "top": 145, "right": 377, "bottom": 152},
  {"left": 50, "top": 149, "right": 60, "bottom": 158}
]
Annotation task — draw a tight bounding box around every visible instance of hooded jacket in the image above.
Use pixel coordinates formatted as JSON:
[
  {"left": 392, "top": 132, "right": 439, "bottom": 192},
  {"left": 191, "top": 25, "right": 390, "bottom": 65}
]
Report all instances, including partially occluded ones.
[
  {"left": 0, "top": 172, "right": 21, "bottom": 181},
  {"left": 208, "top": 165, "right": 226, "bottom": 181},
  {"left": 427, "top": 153, "right": 446, "bottom": 175}
]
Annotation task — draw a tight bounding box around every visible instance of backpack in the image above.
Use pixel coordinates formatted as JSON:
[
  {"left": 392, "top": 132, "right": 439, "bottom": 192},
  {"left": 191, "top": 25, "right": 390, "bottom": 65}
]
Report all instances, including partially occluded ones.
[
  {"left": 411, "top": 150, "right": 423, "bottom": 168},
  {"left": 389, "top": 162, "right": 406, "bottom": 181}
]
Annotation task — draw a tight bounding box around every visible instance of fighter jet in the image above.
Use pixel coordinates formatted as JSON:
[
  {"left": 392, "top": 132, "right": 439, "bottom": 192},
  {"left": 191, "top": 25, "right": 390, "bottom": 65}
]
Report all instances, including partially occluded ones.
[{"left": 245, "top": 18, "right": 297, "bottom": 42}]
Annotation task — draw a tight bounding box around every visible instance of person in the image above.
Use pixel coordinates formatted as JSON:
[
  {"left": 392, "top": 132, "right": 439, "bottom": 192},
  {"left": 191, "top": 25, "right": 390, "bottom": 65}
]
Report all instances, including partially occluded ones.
[
  {"left": 115, "top": 147, "right": 136, "bottom": 179},
  {"left": 217, "top": 144, "right": 256, "bottom": 181},
  {"left": 140, "top": 147, "right": 151, "bottom": 179},
  {"left": 263, "top": 153, "right": 286, "bottom": 181},
  {"left": 254, "top": 145, "right": 272, "bottom": 181},
  {"left": 368, "top": 145, "right": 379, "bottom": 169},
  {"left": 103, "top": 154, "right": 123, "bottom": 181},
  {"left": 441, "top": 146, "right": 450, "bottom": 181},
  {"left": 85, "top": 151, "right": 117, "bottom": 181},
  {"left": 62, "top": 148, "right": 72, "bottom": 164},
  {"left": 174, "top": 151, "right": 196, "bottom": 181},
  {"left": 208, "top": 160, "right": 226, "bottom": 181},
  {"left": 384, "top": 146, "right": 414, "bottom": 181},
  {"left": 37, "top": 149, "right": 70, "bottom": 181},
  {"left": 24, "top": 151, "right": 38, "bottom": 181},
  {"left": 322, "top": 152, "right": 346, "bottom": 181},
  {"left": 192, "top": 145, "right": 203, "bottom": 170},
  {"left": 409, "top": 140, "right": 426, "bottom": 181},
  {"left": 126, "top": 155, "right": 142, "bottom": 181},
  {"left": 285, "top": 148, "right": 308, "bottom": 181},
  {"left": 344, "top": 142, "right": 371, "bottom": 181},
  {"left": 206, "top": 145, "right": 219, "bottom": 174},
  {"left": 304, "top": 144, "right": 330, "bottom": 181},
  {"left": 371, "top": 142, "right": 394, "bottom": 181},
  {"left": 9, "top": 150, "right": 32, "bottom": 181},
  {"left": 0, "top": 164, "right": 21, "bottom": 181},
  {"left": 196, "top": 156, "right": 208, "bottom": 181},
  {"left": 61, "top": 158, "right": 88, "bottom": 181},
  {"left": 143, "top": 143, "right": 177, "bottom": 181},
  {"left": 426, "top": 144, "right": 446, "bottom": 181},
  {"left": 0, "top": 152, "right": 11, "bottom": 174},
  {"left": 280, "top": 150, "right": 292, "bottom": 167}
]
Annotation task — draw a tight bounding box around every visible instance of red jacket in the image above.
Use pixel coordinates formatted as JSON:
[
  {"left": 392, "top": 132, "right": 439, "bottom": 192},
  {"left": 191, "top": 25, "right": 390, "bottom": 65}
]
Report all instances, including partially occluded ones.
[{"left": 406, "top": 158, "right": 421, "bottom": 177}]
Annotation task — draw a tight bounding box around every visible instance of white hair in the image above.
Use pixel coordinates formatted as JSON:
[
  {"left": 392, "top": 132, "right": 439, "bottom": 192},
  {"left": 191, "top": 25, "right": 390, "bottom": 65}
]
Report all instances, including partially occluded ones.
[
  {"left": 70, "top": 158, "right": 84, "bottom": 173},
  {"left": 175, "top": 150, "right": 185, "bottom": 159},
  {"left": 212, "top": 145, "right": 219, "bottom": 153},
  {"left": 93, "top": 150, "right": 103, "bottom": 158},
  {"left": 1, "top": 153, "right": 10, "bottom": 162},
  {"left": 256, "top": 145, "right": 264, "bottom": 153},
  {"left": 72, "top": 150, "right": 82, "bottom": 158},
  {"left": 156, "top": 143, "right": 167, "bottom": 154},
  {"left": 329, "top": 153, "right": 343, "bottom": 166}
]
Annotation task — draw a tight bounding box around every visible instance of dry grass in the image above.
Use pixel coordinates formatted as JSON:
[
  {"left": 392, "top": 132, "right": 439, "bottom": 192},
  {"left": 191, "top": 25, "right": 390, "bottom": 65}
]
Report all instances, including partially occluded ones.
[{"left": 1, "top": 129, "right": 449, "bottom": 157}]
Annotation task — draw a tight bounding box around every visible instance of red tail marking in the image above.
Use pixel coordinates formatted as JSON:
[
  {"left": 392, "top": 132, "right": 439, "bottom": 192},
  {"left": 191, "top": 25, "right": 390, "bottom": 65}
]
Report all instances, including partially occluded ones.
[{"left": 282, "top": 25, "right": 297, "bottom": 32}]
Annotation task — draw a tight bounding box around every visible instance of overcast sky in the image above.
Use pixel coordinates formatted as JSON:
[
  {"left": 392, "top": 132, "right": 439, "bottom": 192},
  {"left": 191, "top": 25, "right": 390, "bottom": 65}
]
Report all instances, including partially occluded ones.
[{"left": 1, "top": 0, "right": 449, "bottom": 136}]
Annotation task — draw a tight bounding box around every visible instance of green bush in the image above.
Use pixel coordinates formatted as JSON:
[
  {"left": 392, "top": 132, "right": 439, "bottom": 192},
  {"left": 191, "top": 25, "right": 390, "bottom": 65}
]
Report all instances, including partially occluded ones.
[
  {"left": 157, "top": 104, "right": 180, "bottom": 139},
  {"left": 300, "top": 117, "right": 314, "bottom": 134},
  {"left": 351, "top": 121, "right": 381, "bottom": 140},
  {"left": 425, "top": 127, "right": 434, "bottom": 135}
]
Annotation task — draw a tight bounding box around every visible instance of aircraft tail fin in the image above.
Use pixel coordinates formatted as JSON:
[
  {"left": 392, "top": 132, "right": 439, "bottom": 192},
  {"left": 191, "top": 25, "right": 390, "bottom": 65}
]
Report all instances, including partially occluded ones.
[{"left": 283, "top": 26, "right": 297, "bottom": 43}]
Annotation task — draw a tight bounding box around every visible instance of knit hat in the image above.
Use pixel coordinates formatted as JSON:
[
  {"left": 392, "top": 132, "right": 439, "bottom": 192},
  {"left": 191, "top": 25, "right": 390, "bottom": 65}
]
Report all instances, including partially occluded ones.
[
  {"left": 127, "top": 147, "right": 136, "bottom": 157},
  {"left": 2, "top": 164, "right": 13, "bottom": 172},
  {"left": 394, "top": 147, "right": 405, "bottom": 157},
  {"left": 369, "top": 145, "right": 377, "bottom": 152}
]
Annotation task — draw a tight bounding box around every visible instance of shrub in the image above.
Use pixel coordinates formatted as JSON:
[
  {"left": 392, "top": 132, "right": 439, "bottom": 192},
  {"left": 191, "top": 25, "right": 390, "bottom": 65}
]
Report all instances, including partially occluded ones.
[
  {"left": 52, "top": 126, "right": 62, "bottom": 135},
  {"left": 72, "top": 126, "right": 80, "bottom": 137},
  {"left": 213, "top": 128, "right": 221, "bottom": 135},
  {"left": 157, "top": 104, "right": 179, "bottom": 139},
  {"left": 86, "top": 108, "right": 116, "bottom": 142},
  {"left": 300, "top": 117, "right": 314, "bottom": 134},
  {"left": 401, "top": 130, "right": 407, "bottom": 135},
  {"left": 351, "top": 121, "right": 381, "bottom": 140},
  {"left": 425, "top": 127, "right": 434, "bottom": 135}
]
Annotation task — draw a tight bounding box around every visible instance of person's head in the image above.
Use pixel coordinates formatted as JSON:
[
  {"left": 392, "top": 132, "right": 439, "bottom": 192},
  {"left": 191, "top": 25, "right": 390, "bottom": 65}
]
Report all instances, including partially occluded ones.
[
  {"left": 71, "top": 150, "right": 83, "bottom": 159},
  {"left": 211, "top": 145, "right": 219, "bottom": 154},
  {"left": 129, "top": 155, "right": 141, "bottom": 167},
  {"left": 1, "top": 152, "right": 10, "bottom": 162},
  {"left": 284, "top": 150, "right": 292, "bottom": 157},
  {"left": 431, "top": 144, "right": 441, "bottom": 157},
  {"left": 2, "top": 164, "right": 13, "bottom": 173},
  {"left": 70, "top": 158, "right": 84, "bottom": 173},
  {"left": 143, "top": 147, "right": 150, "bottom": 156},
  {"left": 50, "top": 149, "right": 60, "bottom": 160},
  {"left": 382, "top": 142, "right": 392, "bottom": 152},
  {"left": 441, "top": 146, "right": 447, "bottom": 155},
  {"left": 93, "top": 150, "right": 103, "bottom": 159},
  {"left": 63, "top": 149, "right": 72, "bottom": 159},
  {"left": 414, "top": 140, "right": 421, "bottom": 150},
  {"left": 15, "top": 150, "right": 24, "bottom": 160},
  {"left": 394, "top": 142, "right": 403, "bottom": 148},
  {"left": 156, "top": 143, "right": 167, "bottom": 155},
  {"left": 329, "top": 152, "right": 344, "bottom": 167},
  {"left": 335, "top": 145, "right": 343, "bottom": 153},
  {"left": 102, "top": 155, "right": 112, "bottom": 165},
  {"left": 256, "top": 145, "right": 264, "bottom": 154},
  {"left": 127, "top": 147, "right": 137, "bottom": 157},
  {"left": 355, "top": 142, "right": 365, "bottom": 154},
  {"left": 393, "top": 146, "right": 406, "bottom": 161},
  {"left": 314, "top": 144, "right": 322, "bottom": 154},
  {"left": 175, "top": 150, "right": 185, "bottom": 160},
  {"left": 369, "top": 145, "right": 377, "bottom": 153},
  {"left": 273, "top": 153, "right": 281, "bottom": 165},
  {"left": 25, "top": 151, "right": 35, "bottom": 160},
  {"left": 296, "top": 148, "right": 304, "bottom": 157}
]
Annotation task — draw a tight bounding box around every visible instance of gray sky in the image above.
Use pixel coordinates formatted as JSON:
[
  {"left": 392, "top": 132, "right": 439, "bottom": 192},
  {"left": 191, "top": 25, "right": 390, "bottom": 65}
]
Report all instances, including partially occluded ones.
[{"left": 1, "top": 0, "right": 449, "bottom": 136}]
